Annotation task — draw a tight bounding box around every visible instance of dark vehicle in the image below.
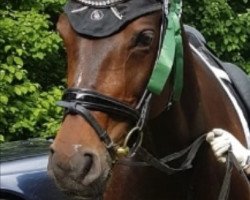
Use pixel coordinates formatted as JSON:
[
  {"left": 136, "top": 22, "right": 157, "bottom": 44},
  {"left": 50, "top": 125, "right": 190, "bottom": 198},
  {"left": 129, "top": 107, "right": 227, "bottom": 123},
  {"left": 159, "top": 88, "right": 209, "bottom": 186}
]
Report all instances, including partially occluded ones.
[{"left": 0, "top": 139, "right": 69, "bottom": 200}]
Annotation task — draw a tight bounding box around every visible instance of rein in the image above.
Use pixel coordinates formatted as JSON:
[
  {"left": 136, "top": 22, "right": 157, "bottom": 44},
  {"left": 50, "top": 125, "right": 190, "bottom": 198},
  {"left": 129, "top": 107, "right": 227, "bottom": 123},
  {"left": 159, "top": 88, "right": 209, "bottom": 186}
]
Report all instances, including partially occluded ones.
[{"left": 118, "top": 135, "right": 244, "bottom": 200}]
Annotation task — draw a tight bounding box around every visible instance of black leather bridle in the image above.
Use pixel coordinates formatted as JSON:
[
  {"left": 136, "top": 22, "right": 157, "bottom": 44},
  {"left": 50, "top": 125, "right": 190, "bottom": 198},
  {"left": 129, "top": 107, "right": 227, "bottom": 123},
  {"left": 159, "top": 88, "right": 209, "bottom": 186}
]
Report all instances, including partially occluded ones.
[
  {"left": 57, "top": 87, "right": 240, "bottom": 200},
  {"left": 57, "top": 84, "right": 206, "bottom": 173},
  {"left": 57, "top": 88, "right": 152, "bottom": 160}
]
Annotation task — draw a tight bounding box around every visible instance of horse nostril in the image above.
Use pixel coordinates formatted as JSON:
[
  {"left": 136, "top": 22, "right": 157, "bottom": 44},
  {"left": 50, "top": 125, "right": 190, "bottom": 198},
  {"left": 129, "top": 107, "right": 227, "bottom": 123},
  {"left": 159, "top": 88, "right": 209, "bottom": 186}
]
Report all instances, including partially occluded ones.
[
  {"left": 50, "top": 147, "right": 55, "bottom": 155},
  {"left": 80, "top": 153, "right": 93, "bottom": 178},
  {"left": 69, "top": 152, "right": 94, "bottom": 181}
]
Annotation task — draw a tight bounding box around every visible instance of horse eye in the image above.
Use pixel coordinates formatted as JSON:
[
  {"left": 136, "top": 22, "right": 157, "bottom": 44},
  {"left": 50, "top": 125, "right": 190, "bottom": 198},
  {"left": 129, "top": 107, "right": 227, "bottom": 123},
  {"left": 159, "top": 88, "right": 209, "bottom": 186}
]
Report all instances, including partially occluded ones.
[{"left": 134, "top": 31, "right": 154, "bottom": 48}]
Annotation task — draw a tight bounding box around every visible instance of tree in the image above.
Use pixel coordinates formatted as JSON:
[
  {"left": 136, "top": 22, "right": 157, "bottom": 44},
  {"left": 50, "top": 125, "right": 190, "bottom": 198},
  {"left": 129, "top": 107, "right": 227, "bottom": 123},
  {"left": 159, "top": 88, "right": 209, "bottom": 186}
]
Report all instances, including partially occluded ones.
[
  {"left": 0, "top": 0, "right": 67, "bottom": 141},
  {"left": 183, "top": 0, "right": 250, "bottom": 73}
]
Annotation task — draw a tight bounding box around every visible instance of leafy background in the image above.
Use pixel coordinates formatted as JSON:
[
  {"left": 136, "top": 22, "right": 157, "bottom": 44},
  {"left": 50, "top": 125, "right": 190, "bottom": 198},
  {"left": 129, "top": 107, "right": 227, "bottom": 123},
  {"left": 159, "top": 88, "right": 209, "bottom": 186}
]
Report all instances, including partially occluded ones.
[{"left": 0, "top": 0, "right": 249, "bottom": 141}]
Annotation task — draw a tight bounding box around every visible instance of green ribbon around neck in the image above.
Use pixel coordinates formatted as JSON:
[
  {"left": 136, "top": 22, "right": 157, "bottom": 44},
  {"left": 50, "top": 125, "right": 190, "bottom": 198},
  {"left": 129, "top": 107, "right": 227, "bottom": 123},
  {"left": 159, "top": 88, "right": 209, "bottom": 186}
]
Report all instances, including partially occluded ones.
[{"left": 147, "top": 0, "right": 183, "bottom": 101}]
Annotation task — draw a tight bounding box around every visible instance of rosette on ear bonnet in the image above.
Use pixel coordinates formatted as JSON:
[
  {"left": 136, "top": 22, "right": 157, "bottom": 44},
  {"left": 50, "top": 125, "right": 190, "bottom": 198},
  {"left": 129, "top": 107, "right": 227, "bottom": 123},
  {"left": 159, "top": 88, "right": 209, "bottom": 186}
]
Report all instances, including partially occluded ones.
[{"left": 64, "top": 0, "right": 162, "bottom": 37}]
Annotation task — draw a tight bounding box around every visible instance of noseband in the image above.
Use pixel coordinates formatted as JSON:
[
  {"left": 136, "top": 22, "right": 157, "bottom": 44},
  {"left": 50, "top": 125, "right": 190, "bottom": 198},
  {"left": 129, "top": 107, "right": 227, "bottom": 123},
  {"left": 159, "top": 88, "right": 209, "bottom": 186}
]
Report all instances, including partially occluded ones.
[{"left": 57, "top": 88, "right": 152, "bottom": 160}]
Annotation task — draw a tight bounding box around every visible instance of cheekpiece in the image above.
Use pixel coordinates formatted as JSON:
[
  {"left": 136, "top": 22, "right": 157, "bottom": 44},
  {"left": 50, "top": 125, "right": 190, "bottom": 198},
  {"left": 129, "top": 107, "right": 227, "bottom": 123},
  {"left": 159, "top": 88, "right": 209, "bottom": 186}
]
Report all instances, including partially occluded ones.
[{"left": 64, "top": 0, "right": 162, "bottom": 37}]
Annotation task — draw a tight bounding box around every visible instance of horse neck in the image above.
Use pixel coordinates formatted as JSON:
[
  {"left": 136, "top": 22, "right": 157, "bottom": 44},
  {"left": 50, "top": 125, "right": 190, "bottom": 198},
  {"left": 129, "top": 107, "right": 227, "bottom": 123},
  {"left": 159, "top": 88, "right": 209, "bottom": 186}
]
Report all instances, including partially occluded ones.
[
  {"left": 104, "top": 31, "right": 250, "bottom": 200},
  {"left": 147, "top": 32, "right": 246, "bottom": 156}
]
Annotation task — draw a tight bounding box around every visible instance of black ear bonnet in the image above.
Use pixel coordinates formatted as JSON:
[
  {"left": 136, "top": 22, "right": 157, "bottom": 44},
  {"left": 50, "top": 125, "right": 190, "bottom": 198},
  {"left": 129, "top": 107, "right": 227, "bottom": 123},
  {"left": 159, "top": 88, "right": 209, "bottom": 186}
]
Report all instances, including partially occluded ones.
[{"left": 64, "top": 0, "right": 162, "bottom": 37}]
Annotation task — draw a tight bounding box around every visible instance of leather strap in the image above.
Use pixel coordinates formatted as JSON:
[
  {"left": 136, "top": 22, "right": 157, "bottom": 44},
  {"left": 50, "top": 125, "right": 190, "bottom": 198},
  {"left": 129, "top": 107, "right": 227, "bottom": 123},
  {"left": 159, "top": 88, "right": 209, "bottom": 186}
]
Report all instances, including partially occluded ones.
[
  {"left": 118, "top": 134, "right": 247, "bottom": 200},
  {"left": 118, "top": 134, "right": 206, "bottom": 174},
  {"left": 62, "top": 89, "right": 140, "bottom": 121},
  {"left": 57, "top": 100, "right": 116, "bottom": 158},
  {"left": 57, "top": 88, "right": 152, "bottom": 159},
  {"left": 218, "top": 150, "right": 247, "bottom": 200}
]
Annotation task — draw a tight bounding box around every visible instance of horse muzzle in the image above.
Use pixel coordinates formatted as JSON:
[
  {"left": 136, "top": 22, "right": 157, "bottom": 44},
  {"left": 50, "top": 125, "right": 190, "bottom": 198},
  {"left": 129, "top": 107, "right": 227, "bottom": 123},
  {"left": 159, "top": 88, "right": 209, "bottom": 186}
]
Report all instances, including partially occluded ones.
[{"left": 47, "top": 146, "right": 111, "bottom": 198}]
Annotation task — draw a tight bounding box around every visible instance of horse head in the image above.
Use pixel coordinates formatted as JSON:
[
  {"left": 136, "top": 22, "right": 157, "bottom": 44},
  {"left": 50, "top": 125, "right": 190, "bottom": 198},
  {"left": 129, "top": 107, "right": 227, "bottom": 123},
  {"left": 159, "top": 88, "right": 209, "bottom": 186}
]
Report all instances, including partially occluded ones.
[{"left": 48, "top": 0, "right": 167, "bottom": 198}]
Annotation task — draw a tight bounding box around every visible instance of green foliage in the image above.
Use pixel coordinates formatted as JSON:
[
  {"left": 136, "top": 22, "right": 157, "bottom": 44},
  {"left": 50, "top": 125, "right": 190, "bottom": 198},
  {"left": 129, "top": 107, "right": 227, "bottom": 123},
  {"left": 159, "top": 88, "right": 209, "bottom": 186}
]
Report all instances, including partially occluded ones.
[
  {"left": 183, "top": 0, "right": 250, "bottom": 74},
  {"left": 0, "top": 0, "right": 66, "bottom": 141}
]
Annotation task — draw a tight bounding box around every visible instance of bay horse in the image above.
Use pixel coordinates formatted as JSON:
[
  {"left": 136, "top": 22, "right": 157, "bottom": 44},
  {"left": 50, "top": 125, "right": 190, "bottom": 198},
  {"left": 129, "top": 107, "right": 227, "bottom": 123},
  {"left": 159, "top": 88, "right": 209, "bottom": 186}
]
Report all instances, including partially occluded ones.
[{"left": 48, "top": 0, "right": 250, "bottom": 199}]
